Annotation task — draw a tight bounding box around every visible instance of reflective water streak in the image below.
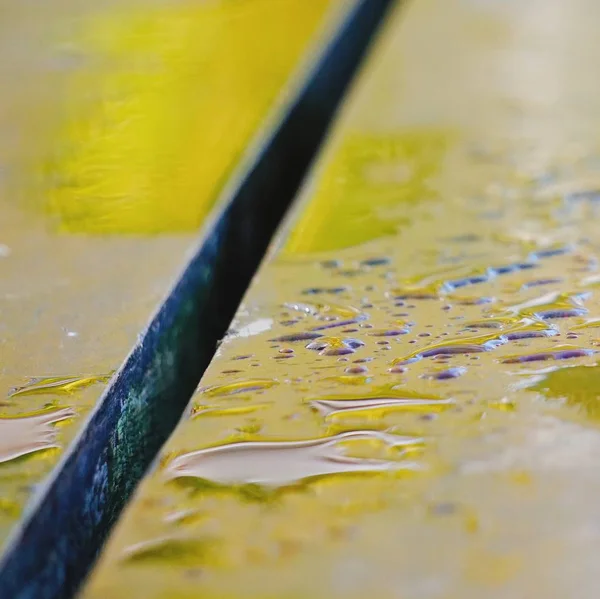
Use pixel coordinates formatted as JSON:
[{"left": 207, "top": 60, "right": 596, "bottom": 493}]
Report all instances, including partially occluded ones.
[
  {"left": 0, "top": 408, "right": 74, "bottom": 463},
  {"left": 165, "top": 430, "right": 422, "bottom": 488}
]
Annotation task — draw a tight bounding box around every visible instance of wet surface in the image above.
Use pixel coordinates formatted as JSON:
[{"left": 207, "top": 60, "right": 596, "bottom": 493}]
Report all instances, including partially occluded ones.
[
  {"left": 84, "top": 0, "right": 600, "bottom": 597},
  {"left": 0, "top": 0, "right": 339, "bottom": 547}
]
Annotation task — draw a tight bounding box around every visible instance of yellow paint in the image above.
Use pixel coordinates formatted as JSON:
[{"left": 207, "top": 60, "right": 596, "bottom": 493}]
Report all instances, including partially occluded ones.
[
  {"left": 44, "top": 0, "right": 334, "bottom": 233},
  {"left": 285, "top": 129, "right": 451, "bottom": 254},
  {"left": 84, "top": 0, "right": 600, "bottom": 597},
  {"left": 0, "top": 0, "right": 345, "bottom": 550}
]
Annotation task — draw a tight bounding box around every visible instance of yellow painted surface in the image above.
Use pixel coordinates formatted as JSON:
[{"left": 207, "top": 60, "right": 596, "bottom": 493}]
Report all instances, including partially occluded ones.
[
  {"left": 0, "top": 0, "right": 343, "bottom": 546},
  {"left": 85, "top": 0, "right": 600, "bottom": 597},
  {"left": 42, "top": 0, "right": 336, "bottom": 233}
]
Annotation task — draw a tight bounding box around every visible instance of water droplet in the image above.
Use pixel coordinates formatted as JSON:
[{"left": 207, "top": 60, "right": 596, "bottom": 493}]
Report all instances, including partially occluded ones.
[
  {"left": 120, "top": 537, "right": 213, "bottom": 566},
  {"left": 201, "top": 379, "right": 278, "bottom": 398},
  {"left": 394, "top": 331, "right": 509, "bottom": 365},
  {"left": 538, "top": 309, "right": 587, "bottom": 320},
  {"left": 229, "top": 319, "right": 273, "bottom": 338},
  {"left": 8, "top": 374, "right": 111, "bottom": 398},
  {"left": 429, "top": 502, "right": 457, "bottom": 515},
  {"left": 424, "top": 367, "right": 467, "bottom": 380},
  {"left": 321, "top": 260, "right": 341, "bottom": 269},
  {"left": 360, "top": 257, "right": 391, "bottom": 267},
  {"left": 504, "top": 291, "right": 588, "bottom": 320},
  {"left": 522, "top": 278, "right": 563, "bottom": 289},
  {"left": 323, "top": 375, "right": 371, "bottom": 386},
  {"left": 369, "top": 329, "right": 408, "bottom": 337},
  {"left": 270, "top": 332, "right": 322, "bottom": 342},
  {"left": 443, "top": 272, "right": 492, "bottom": 292},
  {"left": 504, "top": 329, "right": 558, "bottom": 340},
  {"left": 306, "top": 337, "right": 364, "bottom": 356},
  {"left": 164, "top": 431, "right": 422, "bottom": 488},
  {"left": 344, "top": 366, "right": 368, "bottom": 375},
  {"left": 308, "top": 387, "right": 453, "bottom": 419},
  {"left": 191, "top": 403, "right": 269, "bottom": 419},
  {"left": 528, "top": 246, "right": 571, "bottom": 260},
  {"left": 0, "top": 408, "right": 75, "bottom": 463},
  {"left": 311, "top": 317, "right": 367, "bottom": 332},
  {"left": 502, "top": 346, "right": 594, "bottom": 364},
  {"left": 465, "top": 317, "right": 518, "bottom": 330}
]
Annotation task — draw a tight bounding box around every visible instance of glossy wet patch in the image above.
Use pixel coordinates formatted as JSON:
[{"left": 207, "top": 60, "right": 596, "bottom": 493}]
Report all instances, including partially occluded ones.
[
  {"left": 0, "top": 408, "right": 75, "bottom": 464},
  {"left": 165, "top": 430, "right": 422, "bottom": 488}
]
